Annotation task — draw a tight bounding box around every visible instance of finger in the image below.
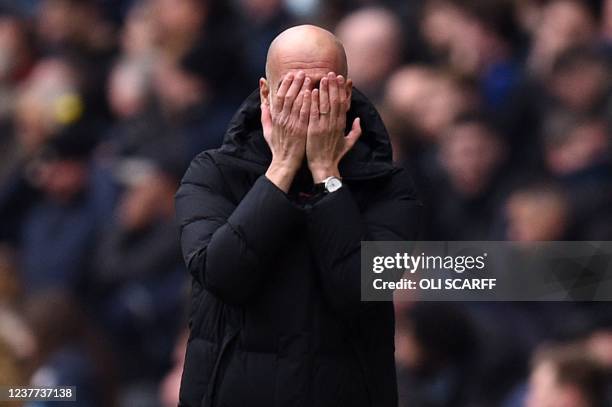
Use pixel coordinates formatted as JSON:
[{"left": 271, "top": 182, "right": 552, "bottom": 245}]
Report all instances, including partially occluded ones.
[
  {"left": 319, "top": 76, "right": 330, "bottom": 115},
  {"left": 336, "top": 75, "right": 347, "bottom": 129},
  {"left": 310, "top": 89, "right": 320, "bottom": 124},
  {"left": 345, "top": 117, "right": 362, "bottom": 151},
  {"left": 291, "top": 90, "right": 304, "bottom": 119},
  {"left": 300, "top": 89, "right": 311, "bottom": 125},
  {"left": 261, "top": 103, "right": 272, "bottom": 135},
  {"left": 282, "top": 71, "right": 305, "bottom": 116},
  {"left": 291, "top": 77, "right": 310, "bottom": 118},
  {"left": 329, "top": 72, "right": 340, "bottom": 119},
  {"left": 274, "top": 73, "right": 294, "bottom": 114},
  {"left": 337, "top": 75, "right": 347, "bottom": 113}
]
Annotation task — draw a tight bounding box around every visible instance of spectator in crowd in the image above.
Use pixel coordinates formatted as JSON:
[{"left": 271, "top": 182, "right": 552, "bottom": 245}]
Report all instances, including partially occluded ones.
[
  {"left": 336, "top": 7, "right": 403, "bottom": 101},
  {"left": 18, "top": 119, "right": 116, "bottom": 294},
  {"left": 152, "top": 39, "right": 246, "bottom": 164},
  {"left": 500, "top": 4, "right": 606, "bottom": 173},
  {"left": 425, "top": 114, "right": 508, "bottom": 239},
  {"left": 383, "top": 65, "right": 476, "bottom": 175},
  {"left": 527, "top": 0, "right": 599, "bottom": 77},
  {"left": 24, "top": 290, "right": 117, "bottom": 407},
  {"left": 0, "top": 14, "right": 32, "bottom": 183},
  {"left": 152, "top": 0, "right": 209, "bottom": 60},
  {"left": 104, "top": 57, "right": 165, "bottom": 157},
  {"left": 120, "top": 0, "right": 158, "bottom": 59},
  {"left": 1, "top": 56, "right": 81, "bottom": 182},
  {"left": 458, "top": 0, "right": 522, "bottom": 111},
  {"left": 36, "top": 0, "right": 115, "bottom": 54},
  {"left": 419, "top": 0, "right": 464, "bottom": 63},
  {"left": 107, "top": 58, "right": 154, "bottom": 123},
  {"left": 90, "top": 151, "right": 186, "bottom": 384},
  {"left": 384, "top": 66, "right": 476, "bottom": 142},
  {"left": 505, "top": 183, "right": 570, "bottom": 241},
  {"left": 546, "top": 46, "right": 611, "bottom": 115},
  {"left": 238, "top": 0, "right": 295, "bottom": 82},
  {"left": 525, "top": 343, "right": 608, "bottom": 407},
  {"left": 541, "top": 112, "right": 612, "bottom": 238},
  {"left": 0, "top": 13, "right": 34, "bottom": 130},
  {"left": 36, "top": 0, "right": 116, "bottom": 117},
  {"left": 420, "top": 0, "right": 522, "bottom": 111},
  {"left": 0, "top": 0, "right": 610, "bottom": 405},
  {"left": 587, "top": 328, "right": 612, "bottom": 369},
  {"left": 395, "top": 303, "right": 480, "bottom": 407}
]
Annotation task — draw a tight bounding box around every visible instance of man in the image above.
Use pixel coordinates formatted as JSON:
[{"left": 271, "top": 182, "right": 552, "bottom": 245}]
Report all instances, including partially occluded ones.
[
  {"left": 525, "top": 344, "right": 608, "bottom": 407},
  {"left": 335, "top": 7, "right": 402, "bottom": 101},
  {"left": 176, "top": 25, "right": 421, "bottom": 407},
  {"left": 92, "top": 152, "right": 186, "bottom": 380},
  {"left": 16, "top": 119, "right": 116, "bottom": 294}
]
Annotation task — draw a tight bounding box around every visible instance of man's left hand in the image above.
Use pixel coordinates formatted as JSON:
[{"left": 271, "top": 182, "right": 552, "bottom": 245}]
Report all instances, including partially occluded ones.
[{"left": 306, "top": 72, "right": 362, "bottom": 183}]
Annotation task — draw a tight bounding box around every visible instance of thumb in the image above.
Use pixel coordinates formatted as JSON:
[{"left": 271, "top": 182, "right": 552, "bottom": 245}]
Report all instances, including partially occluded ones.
[
  {"left": 261, "top": 103, "right": 272, "bottom": 136},
  {"left": 345, "top": 117, "right": 362, "bottom": 151}
]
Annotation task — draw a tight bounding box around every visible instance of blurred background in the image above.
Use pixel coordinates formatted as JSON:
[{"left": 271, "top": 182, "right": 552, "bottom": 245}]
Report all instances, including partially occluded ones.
[{"left": 0, "top": 0, "right": 611, "bottom": 406}]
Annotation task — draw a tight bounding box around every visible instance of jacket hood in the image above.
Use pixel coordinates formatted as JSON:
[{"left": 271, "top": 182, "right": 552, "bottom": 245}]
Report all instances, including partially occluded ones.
[{"left": 218, "top": 88, "right": 394, "bottom": 180}]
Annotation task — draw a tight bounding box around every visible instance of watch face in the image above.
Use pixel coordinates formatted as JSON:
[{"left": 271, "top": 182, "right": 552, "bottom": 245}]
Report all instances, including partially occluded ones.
[{"left": 326, "top": 177, "right": 342, "bottom": 192}]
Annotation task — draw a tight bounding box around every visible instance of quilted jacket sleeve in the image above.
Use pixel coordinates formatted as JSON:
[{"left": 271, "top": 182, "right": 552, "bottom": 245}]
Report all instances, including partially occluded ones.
[
  {"left": 175, "top": 153, "right": 302, "bottom": 305},
  {"left": 307, "top": 167, "right": 421, "bottom": 321}
]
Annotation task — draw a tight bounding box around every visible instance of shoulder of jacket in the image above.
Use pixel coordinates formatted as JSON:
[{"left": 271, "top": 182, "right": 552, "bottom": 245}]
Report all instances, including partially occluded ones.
[{"left": 180, "top": 150, "right": 225, "bottom": 187}]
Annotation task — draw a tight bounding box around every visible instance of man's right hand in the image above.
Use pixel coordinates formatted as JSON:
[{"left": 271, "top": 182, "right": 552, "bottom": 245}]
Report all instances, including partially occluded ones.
[{"left": 261, "top": 71, "right": 311, "bottom": 193}]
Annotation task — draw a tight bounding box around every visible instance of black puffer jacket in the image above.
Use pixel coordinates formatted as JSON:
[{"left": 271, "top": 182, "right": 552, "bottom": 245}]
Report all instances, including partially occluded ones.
[{"left": 176, "top": 89, "right": 421, "bottom": 407}]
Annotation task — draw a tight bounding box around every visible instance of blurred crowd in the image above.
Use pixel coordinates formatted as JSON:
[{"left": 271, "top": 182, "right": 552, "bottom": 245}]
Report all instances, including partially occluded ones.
[{"left": 0, "top": 0, "right": 611, "bottom": 406}]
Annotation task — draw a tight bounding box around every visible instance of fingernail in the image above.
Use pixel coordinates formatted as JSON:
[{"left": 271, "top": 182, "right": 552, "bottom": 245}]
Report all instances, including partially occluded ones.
[
  {"left": 337, "top": 75, "right": 344, "bottom": 84},
  {"left": 304, "top": 77, "right": 310, "bottom": 85},
  {"left": 298, "top": 71, "right": 305, "bottom": 78}
]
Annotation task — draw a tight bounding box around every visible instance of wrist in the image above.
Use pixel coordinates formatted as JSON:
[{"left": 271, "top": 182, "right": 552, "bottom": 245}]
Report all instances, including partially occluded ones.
[
  {"left": 309, "top": 164, "right": 340, "bottom": 184},
  {"left": 266, "top": 160, "right": 298, "bottom": 193}
]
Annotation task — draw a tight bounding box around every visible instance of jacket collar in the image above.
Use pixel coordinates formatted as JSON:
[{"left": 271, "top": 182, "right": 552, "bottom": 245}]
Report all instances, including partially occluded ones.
[{"left": 219, "top": 87, "right": 394, "bottom": 180}]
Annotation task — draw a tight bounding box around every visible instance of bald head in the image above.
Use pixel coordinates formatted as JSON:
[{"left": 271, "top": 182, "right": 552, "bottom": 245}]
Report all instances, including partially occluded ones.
[{"left": 264, "top": 25, "right": 348, "bottom": 90}]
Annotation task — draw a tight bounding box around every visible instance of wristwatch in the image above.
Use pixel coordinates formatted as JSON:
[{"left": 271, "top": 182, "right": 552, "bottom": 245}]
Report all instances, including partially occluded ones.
[{"left": 315, "top": 176, "right": 343, "bottom": 194}]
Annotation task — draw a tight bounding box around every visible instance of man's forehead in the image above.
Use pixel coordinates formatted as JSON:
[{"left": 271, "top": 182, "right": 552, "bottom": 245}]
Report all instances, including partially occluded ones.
[
  {"left": 275, "top": 65, "right": 335, "bottom": 85},
  {"left": 270, "top": 57, "right": 343, "bottom": 85},
  {"left": 266, "top": 26, "right": 347, "bottom": 84}
]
